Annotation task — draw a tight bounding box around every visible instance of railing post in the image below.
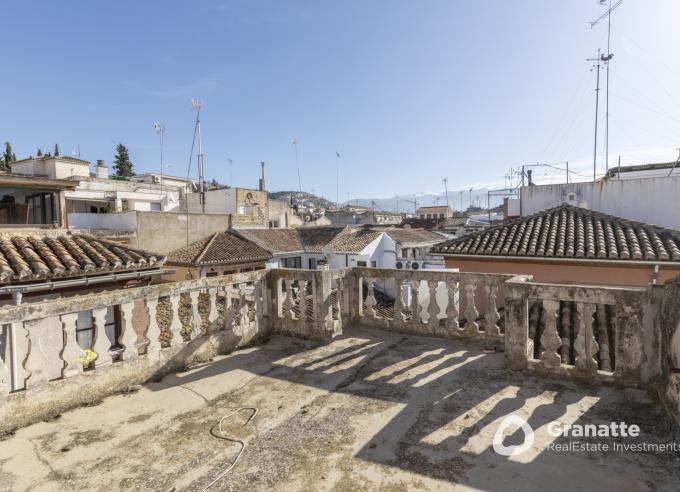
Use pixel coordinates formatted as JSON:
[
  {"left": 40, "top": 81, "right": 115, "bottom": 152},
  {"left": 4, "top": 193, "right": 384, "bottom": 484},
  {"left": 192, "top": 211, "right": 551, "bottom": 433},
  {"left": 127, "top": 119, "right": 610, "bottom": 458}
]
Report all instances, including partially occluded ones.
[
  {"left": 61, "top": 313, "right": 83, "bottom": 376},
  {"left": 118, "top": 301, "right": 138, "bottom": 361},
  {"left": 485, "top": 284, "right": 501, "bottom": 336},
  {"left": 505, "top": 280, "right": 529, "bottom": 370},
  {"left": 574, "top": 302, "right": 599, "bottom": 375},
  {"left": 92, "top": 308, "right": 113, "bottom": 368},
  {"left": 145, "top": 297, "right": 162, "bottom": 354},
  {"left": 538, "top": 299, "right": 561, "bottom": 368},
  {"left": 189, "top": 291, "right": 201, "bottom": 337},
  {"left": 169, "top": 294, "right": 183, "bottom": 346},
  {"left": 463, "top": 283, "right": 480, "bottom": 335}
]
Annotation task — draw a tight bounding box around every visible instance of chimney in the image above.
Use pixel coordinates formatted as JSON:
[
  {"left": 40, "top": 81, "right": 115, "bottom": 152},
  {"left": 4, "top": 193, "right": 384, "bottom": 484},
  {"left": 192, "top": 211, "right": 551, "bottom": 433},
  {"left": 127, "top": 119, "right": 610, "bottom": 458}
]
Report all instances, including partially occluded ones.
[
  {"left": 258, "top": 161, "right": 266, "bottom": 191},
  {"left": 96, "top": 159, "right": 109, "bottom": 179},
  {"left": 527, "top": 169, "right": 533, "bottom": 186}
]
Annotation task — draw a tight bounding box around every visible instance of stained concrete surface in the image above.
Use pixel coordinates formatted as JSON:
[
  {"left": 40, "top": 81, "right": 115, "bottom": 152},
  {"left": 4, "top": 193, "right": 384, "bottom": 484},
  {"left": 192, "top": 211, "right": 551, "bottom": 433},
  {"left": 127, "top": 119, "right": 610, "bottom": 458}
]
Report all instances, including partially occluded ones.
[{"left": 1, "top": 328, "right": 679, "bottom": 491}]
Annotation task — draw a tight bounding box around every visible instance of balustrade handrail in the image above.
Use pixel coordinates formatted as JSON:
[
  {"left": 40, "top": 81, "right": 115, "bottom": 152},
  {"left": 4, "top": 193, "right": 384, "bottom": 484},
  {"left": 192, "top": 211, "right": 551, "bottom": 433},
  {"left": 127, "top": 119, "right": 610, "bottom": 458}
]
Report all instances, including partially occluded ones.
[{"left": 0, "top": 269, "right": 268, "bottom": 325}]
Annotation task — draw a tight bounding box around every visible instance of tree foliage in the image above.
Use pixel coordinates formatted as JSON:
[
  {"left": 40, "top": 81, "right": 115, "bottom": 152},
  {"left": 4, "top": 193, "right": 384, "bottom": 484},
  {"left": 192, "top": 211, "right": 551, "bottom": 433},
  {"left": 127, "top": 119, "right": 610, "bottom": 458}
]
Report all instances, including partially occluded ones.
[
  {"left": 113, "top": 143, "right": 134, "bottom": 177},
  {"left": 1, "top": 142, "right": 16, "bottom": 172}
]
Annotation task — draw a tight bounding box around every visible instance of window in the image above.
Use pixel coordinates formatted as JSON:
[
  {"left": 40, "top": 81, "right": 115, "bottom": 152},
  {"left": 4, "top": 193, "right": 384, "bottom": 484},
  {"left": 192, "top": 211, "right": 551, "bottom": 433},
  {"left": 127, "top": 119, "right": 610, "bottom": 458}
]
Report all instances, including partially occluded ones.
[
  {"left": 76, "top": 306, "right": 120, "bottom": 352},
  {"left": 439, "top": 213, "right": 444, "bottom": 219},
  {"left": 371, "top": 261, "right": 377, "bottom": 268},
  {"left": 308, "top": 258, "right": 317, "bottom": 269},
  {"left": 357, "top": 261, "right": 367, "bottom": 267},
  {"left": 150, "top": 202, "right": 162, "bottom": 212},
  {"left": 281, "top": 256, "right": 301, "bottom": 269}
]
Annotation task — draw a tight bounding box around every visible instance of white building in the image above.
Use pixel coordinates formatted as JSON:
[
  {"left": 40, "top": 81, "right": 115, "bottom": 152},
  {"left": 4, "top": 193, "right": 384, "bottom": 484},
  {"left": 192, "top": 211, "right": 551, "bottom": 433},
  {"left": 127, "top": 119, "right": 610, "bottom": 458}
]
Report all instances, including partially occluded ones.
[
  {"left": 520, "top": 162, "right": 680, "bottom": 230},
  {"left": 130, "top": 173, "right": 195, "bottom": 193}
]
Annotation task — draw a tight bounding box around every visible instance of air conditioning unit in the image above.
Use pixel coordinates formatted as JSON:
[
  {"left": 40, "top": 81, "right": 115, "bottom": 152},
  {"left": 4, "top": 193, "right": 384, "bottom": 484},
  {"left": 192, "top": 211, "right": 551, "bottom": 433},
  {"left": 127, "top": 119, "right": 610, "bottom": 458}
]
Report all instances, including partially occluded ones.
[
  {"left": 411, "top": 261, "right": 424, "bottom": 270},
  {"left": 396, "top": 261, "right": 404, "bottom": 269}
]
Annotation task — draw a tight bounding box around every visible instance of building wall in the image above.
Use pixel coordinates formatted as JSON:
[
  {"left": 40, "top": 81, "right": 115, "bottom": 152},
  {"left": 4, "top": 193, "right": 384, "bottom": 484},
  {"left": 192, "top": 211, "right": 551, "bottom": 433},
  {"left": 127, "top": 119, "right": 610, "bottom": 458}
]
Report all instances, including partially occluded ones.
[
  {"left": 135, "top": 212, "right": 232, "bottom": 254},
  {"left": 443, "top": 256, "right": 680, "bottom": 287},
  {"left": 521, "top": 176, "right": 680, "bottom": 230},
  {"left": 11, "top": 158, "right": 90, "bottom": 179}
]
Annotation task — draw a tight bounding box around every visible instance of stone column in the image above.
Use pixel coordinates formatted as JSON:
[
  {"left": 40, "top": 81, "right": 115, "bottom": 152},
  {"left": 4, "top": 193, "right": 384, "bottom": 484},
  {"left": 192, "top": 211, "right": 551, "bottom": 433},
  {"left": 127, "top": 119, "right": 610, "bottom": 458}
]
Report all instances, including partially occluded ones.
[
  {"left": 118, "top": 302, "right": 138, "bottom": 361},
  {"left": 504, "top": 282, "right": 529, "bottom": 370},
  {"left": 146, "top": 297, "right": 162, "bottom": 354}
]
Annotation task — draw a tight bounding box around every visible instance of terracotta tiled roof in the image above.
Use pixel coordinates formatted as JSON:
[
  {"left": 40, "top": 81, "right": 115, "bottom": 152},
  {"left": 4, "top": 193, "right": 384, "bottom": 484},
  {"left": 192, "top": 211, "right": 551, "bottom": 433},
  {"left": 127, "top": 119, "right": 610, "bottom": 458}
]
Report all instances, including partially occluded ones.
[
  {"left": 431, "top": 204, "right": 680, "bottom": 262},
  {"left": 0, "top": 232, "right": 164, "bottom": 285},
  {"left": 328, "top": 228, "right": 383, "bottom": 253},
  {"left": 373, "top": 227, "right": 444, "bottom": 245},
  {"left": 399, "top": 217, "right": 445, "bottom": 231},
  {"left": 298, "top": 226, "right": 345, "bottom": 252},
  {"left": 235, "top": 229, "right": 303, "bottom": 254},
  {"left": 167, "top": 231, "right": 271, "bottom": 266}
]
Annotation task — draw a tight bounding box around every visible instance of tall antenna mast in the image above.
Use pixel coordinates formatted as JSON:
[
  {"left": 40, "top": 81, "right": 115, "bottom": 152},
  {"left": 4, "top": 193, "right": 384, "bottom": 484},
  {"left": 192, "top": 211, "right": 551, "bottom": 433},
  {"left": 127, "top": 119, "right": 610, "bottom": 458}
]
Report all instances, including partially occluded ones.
[
  {"left": 227, "top": 158, "right": 233, "bottom": 187},
  {"left": 290, "top": 138, "right": 302, "bottom": 192},
  {"left": 587, "top": 50, "right": 603, "bottom": 182},
  {"left": 591, "top": 0, "right": 622, "bottom": 175},
  {"left": 191, "top": 98, "right": 205, "bottom": 210},
  {"left": 153, "top": 122, "right": 165, "bottom": 196},
  {"left": 335, "top": 150, "right": 341, "bottom": 208},
  {"left": 442, "top": 177, "right": 449, "bottom": 209}
]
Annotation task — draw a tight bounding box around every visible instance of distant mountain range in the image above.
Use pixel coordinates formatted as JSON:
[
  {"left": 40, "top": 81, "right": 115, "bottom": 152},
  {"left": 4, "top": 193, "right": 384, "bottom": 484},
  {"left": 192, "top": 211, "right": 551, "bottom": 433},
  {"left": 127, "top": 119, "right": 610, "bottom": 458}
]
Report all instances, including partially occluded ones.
[
  {"left": 270, "top": 187, "right": 507, "bottom": 213},
  {"left": 344, "top": 188, "right": 505, "bottom": 213}
]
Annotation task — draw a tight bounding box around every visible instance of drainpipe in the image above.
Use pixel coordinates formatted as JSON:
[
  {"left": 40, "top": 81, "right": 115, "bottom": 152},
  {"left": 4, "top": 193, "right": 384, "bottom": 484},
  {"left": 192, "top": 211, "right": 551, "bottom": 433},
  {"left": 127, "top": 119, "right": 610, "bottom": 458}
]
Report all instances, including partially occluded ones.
[{"left": 9, "top": 290, "right": 22, "bottom": 392}]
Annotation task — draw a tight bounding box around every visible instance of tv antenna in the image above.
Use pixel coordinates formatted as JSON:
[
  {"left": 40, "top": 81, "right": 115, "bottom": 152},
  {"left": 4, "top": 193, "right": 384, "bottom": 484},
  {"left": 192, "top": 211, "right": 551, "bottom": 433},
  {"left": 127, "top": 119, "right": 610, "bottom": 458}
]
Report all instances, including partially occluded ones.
[
  {"left": 290, "top": 138, "right": 302, "bottom": 192},
  {"left": 153, "top": 122, "right": 165, "bottom": 195},
  {"left": 335, "top": 150, "right": 341, "bottom": 208},
  {"left": 442, "top": 177, "right": 449, "bottom": 208},
  {"left": 191, "top": 99, "right": 205, "bottom": 209},
  {"left": 591, "top": 0, "right": 622, "bottom": 175}
]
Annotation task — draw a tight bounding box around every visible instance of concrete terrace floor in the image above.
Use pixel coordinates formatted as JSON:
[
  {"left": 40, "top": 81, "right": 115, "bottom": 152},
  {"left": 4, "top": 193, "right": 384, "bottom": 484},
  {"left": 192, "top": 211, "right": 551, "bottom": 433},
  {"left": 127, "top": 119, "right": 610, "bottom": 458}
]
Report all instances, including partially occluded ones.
[{"left": 1, "top": 328, "right": 679, "bottom": 492}]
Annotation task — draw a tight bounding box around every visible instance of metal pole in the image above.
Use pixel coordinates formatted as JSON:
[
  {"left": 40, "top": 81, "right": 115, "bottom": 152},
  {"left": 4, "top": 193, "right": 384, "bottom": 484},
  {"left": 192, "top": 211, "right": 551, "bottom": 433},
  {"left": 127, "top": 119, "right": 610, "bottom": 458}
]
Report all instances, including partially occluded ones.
[
  {"left": 605, "top": 0, "right": 612, "bottom": 175},
  {"left": 592, "top": 50, "right": 601, "bottom": 182},
  {"left": 566, "top": 161, "right": 569, "bottom": 184}
]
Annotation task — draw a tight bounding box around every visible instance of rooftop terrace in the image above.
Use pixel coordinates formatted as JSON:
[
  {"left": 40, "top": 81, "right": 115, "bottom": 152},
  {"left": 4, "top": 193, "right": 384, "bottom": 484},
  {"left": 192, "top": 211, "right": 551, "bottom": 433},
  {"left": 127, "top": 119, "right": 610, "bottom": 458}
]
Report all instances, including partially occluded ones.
[{"left": 1, "top": 267, "right": 679, "bottom": 490}]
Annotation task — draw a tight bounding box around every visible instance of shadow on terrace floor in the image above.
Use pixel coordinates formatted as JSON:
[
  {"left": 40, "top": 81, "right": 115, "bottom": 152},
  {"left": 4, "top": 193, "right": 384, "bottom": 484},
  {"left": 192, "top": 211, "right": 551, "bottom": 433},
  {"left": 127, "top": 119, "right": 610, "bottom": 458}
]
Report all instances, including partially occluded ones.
[{"left": 150, "top": 326, "right": 680, "bottom": 491}]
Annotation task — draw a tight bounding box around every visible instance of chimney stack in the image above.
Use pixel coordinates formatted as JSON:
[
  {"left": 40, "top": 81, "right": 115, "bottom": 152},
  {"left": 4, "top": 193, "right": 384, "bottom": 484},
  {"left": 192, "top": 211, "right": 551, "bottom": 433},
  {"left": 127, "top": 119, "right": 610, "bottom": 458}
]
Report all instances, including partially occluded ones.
[
  {"left": 96, "top": 159, "right": 109, "bottom": 179},
  {"left": 259, "top": 161, "right": 266, "bottom": 191},
  {"left": 527, "top": 169, "right": 533, "bottom": 186}
]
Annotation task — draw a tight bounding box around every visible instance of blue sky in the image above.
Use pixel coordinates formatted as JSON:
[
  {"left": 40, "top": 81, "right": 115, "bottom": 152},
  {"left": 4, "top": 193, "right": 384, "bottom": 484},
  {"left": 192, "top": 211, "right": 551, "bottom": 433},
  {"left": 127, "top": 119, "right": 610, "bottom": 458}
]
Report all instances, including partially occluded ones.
[{"left": 2, "top": 1, "right": 680, "bottom": 200}]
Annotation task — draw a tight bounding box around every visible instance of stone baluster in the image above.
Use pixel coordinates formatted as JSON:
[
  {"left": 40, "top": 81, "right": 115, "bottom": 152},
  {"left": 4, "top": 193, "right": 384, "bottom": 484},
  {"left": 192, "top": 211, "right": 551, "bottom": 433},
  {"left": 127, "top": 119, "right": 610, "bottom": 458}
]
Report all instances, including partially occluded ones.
[
  {"left": 336, "top": 278, "right": 344, "bottom": 322},
  {"left": 238, "top": 286, "right": 248, "bottom": 326},
  {"left": 283, "top": 279, "right": 294, "bottom": 320},
  {"left": 365, "top": 277, "right": 377, "bottom": 319},
  {"left": 92, "top": 308, "right": 113, "bottom": 368},
  {"left": 169, "top": 294, "right": 183, "bottom": 346},
  {"left": 393, "top": 280, "right": 404, "bottom": 326},
  {"left": 224, "top": 286, "right": 235, "bottom": 330},
  {"left": 596, "top": 304, "right": 612, "bottom": 371},
  {"left": 145, "top": 297, "right": 162, "bottom": 354},
  {"left": 574, "top": 302, "right": 599, "bottom": 374},
  {"left": 24, "top": 316, "right": 65, "bottom": 388},
  {"left": 118, "top": 302, "right": 138, "bottom": 361},
  {"left": 538, "top": 300, "right": 561, "bottom": 368},
  {"left": 463, "top": 283, "right": 480, "bottom": 335},
  {"left": 445, "top": 282, "right": 459, "bottom": 331},
  {"left": 189, "top": 291, "right": 201, "bottom": 337},
  {"left": 299, "top": 279, "right": 309, "bottom": 323},
  {"left": 255, "top": 279, "right": 265, "bottom": 324},
  {"left": 428, "top": 281, "right": 439, "bottom": 328},
  {"left": 410, "top": 280, "right": 421, "bottom": 324},
  {"left": 559, "top": 301, "right": 572, "bottom": 364},
  {"left": 207, "top": 288, "right": 219, "bottom": 333},
  {"left": 484, "top": 284, "right": 501, "bottom": 336},
  {"left": 8, "top": 322, "right": 29, "bottom": 391},
  {"left": 61, "top": 313, "right": 83, "bottom": 378}
]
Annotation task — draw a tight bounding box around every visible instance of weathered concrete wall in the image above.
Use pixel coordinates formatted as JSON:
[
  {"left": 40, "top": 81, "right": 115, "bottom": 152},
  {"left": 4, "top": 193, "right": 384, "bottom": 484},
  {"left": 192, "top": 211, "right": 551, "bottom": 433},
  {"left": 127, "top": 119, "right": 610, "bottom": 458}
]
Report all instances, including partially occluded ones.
[
  {"left": 135, "top": 211, "right": 232, "bottom": 254},
  {"left": 445, "top": 257, "right": 680, "bottom": 287},
  {"left": 660, "top": 277, "right": 680, "bottom": 439},
  {"left": 521, "top": 176, "right": 680, "bottom": 230}
]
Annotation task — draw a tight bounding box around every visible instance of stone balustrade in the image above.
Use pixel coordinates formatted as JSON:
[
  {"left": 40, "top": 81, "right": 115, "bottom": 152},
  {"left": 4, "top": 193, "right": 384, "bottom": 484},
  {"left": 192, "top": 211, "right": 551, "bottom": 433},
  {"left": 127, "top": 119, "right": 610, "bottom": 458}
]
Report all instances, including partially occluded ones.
[
  {"left": 0, "top": 266, "right": 670, "bottom": 433},
  {"left": 349, "top": 267, "right": 516, "bottom": 341},
  {"left": 504, "top": 276, "right": 662, "bottom": 386}
]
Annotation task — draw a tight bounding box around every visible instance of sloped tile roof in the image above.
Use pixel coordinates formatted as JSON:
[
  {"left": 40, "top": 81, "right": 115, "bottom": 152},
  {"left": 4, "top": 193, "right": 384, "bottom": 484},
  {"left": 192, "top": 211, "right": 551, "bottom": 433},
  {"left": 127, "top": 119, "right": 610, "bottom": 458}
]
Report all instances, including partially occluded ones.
[
  {"left": 167, "top": 231, "right": 271, "bottom": 266},
  {"left": 298, "top": 226, "right": 345, "bottom": 252},
  {"left": 235, "top": 229, "right": 303, "bottom": 254},
  {"left": 431, "top": 203, "right": 680, "bottom": 262},
  {"left": 328, "top": 228, "right": 383, "bottom": 253},
  {"left": 0, "top": 233, "right": 164, "bottom": 285},
  {"left": 373, "top": 227, "right": 444, "bottom": 245}
]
